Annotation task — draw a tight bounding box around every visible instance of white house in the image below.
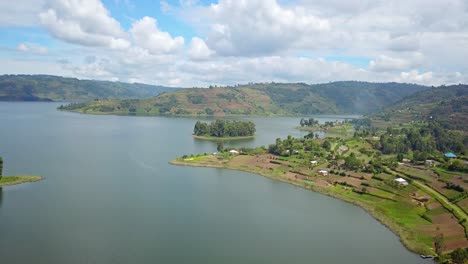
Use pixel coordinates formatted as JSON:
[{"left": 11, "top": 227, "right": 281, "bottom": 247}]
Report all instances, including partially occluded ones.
[
  {"left": 310, "top": 160, "right": 318, "bottom": 166},
  {"left": 229, "top": 150, "right": 239, "bottom": 154},
  {"left": 318, "top": 170, "right": 329, "bottom": 176},
  {"left": 395, "top": 178, "right": 408, "bottom": 186}
]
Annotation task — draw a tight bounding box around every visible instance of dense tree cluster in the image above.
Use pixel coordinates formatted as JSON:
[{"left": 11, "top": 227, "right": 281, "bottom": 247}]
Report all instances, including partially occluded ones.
[
  {"left": 379, "top": 122, "right": 466, "bottom": 155},
  {"left": 0, "top": 156, "right": 3, "bottom": 179},
  {"left": 193, "top": 120, "right": 256, "bottom": 137},
  {"left": 300, "top": 118, "right": 319, "bottom": 127}
]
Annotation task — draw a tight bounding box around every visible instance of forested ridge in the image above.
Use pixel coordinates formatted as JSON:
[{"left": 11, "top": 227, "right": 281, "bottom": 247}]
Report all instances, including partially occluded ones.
[
  {"left": 0, "top": 75, "right": 178, "bottom": 102},
  {"left": 61, "top": 81, "right": 428, "bottom": 116}
]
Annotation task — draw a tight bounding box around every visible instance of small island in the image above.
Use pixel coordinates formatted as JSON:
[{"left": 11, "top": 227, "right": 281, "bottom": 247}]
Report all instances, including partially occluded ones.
[
  {"left": 193, "top": 120, "right": 256, "bottom": 140},
  {"left": 296, "top": 118, "right": 355, "bottom": 138},
  {"left": 0, "top": 156, "right": 43, "bottom": 187}
]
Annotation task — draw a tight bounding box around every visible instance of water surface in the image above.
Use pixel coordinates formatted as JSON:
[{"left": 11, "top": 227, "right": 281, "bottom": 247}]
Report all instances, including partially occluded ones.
[{"left": 0, "top": 103, "right": 427, "bottom": 264}]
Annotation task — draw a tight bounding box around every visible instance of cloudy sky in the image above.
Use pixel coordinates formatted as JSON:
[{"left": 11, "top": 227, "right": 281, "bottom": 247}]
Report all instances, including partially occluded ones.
[{"left": 1, "top": 0, "right": 468, "bottom": 87}]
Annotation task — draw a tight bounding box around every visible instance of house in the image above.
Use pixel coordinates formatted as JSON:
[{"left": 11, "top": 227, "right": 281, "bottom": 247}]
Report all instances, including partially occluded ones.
[
  {"left": 425, "top": 160, "right": 435, "bottom": 167},
  {"left": 229, "top": 150, "right": 239, "bottom": 154},
  {"left": 444, "top": 152, "right": 457, "bottom": 158},
  {"left": 372, "top": 136, "right": 380, "bottom": 140},
  {"left": 310, "top": 160, "right": 318, "bottom": 166},
  {"left": 402, "top": 158, "right": 412, "bottom": 163},
  {"left": 395, "top": 178, "right": 408, "bottom": 186},
  {"left": 318, "top": 170, "right": 329, "bottom": 176}
]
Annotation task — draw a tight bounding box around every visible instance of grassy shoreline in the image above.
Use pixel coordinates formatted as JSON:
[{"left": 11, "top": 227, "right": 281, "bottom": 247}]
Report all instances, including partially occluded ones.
[
  {"left": 192, "top": 134, "right": 255, "bottom": 141},
  {"left": 0, "top": 175, "right": 44, "bottom": 187},
  {"left": 170, "top": 155, "right": 438, "bottom": 255}
]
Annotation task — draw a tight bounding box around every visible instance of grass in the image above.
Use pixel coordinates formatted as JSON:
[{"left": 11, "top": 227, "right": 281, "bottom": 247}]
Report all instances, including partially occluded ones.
[{"left": 0, "top": 175, "right": 43, "bottom": 187}]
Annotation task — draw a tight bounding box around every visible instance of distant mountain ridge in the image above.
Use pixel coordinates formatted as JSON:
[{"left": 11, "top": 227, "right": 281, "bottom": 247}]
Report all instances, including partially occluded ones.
[
  {"left": 61, "top": 81, "right": 429, "bottom": 116},
  {"left": 373, "top": 84, "right": 468, "bottom": 131},
  {"left": 0, "top": 75, "right": 179, "bottom": 102}
]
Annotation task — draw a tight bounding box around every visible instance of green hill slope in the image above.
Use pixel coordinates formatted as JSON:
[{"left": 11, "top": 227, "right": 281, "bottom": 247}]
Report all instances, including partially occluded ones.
[
  {"left": 61, "top": 81, "right": 428, "bottom": 116},
  {"left": 372, "top": 84, "right": 468, "bottom": 131},
  {"left": 0, "top": 75, "right": 178, "bottom": 102}
]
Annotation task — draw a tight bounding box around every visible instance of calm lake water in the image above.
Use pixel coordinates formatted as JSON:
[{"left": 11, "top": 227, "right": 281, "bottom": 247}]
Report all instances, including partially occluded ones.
[{"left": 0, "top": 103, "right": 428, "bottom": 264}]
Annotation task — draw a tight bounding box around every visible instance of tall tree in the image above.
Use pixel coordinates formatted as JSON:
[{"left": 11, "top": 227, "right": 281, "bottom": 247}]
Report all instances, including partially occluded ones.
[{"left": 0, "top": 156, "right": 3, "bottom": 179}]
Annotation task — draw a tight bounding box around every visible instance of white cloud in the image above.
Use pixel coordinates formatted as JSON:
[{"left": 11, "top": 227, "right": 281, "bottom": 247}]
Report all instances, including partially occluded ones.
[
  {"left": 188, "top": 37, "right": 214, "bottom": 60},
  {"left": 39, "top": 0, "right": 130, "bottom": 49},
  {"left": 199, "top": 0, "right": 330, "bottom": 56},
  {"left": 369, "top": 54, "right": 423, "bottom": 72},
  {"left": 130, "top": 16, "right": 184, "bottom": 54},
  {"left": 17, "top": 43, "right": 48, "bottom": 54},
  {"left": 0, "top": 0, "right": 44, "bottom": 26}
]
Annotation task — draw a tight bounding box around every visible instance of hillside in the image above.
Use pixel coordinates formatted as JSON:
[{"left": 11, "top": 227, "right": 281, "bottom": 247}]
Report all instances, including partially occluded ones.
[
  {"left": 60, "top": 81, "right": 427, "bottom": 116},
  {"left": 0, "top": 75, "right": 178, "bottom": 102},
  {"left": 372, "top": 84, "right": 468, "bottom": 131}
]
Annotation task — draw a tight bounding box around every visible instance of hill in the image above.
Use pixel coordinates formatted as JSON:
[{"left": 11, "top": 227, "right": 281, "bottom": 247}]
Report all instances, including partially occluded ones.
[
  {"left": 372, "top": 84, "right": 468, "bottom": 131},
  {"left": 0, "top": 75, "right": 178, "bottom": 102},
  {"left": 60, "top": 81, "right": 427, "bottom": 116}
]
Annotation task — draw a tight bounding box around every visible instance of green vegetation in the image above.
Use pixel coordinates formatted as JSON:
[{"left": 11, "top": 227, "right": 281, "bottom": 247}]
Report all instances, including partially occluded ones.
[
  {"left": 0, "top": 156, "right": 3, "bottom": 180},
  {"left": 0, "top": 74, "right": 178, "bottom": 102},
  {"left": 0, "top": 176, "right": 44, "bottom": 187},
  {"left": 193, "top": 120, "right": 256, "bottom": 138},
  {"left": 60, "top": 81, "right": 428, "bottom": 116},
  {"left": 0, "top": 156, "right": 43, "bottom": 187},
  {"left": 172, "top": 119, "right": 468, "bottom": 260},
  {"left": 372, "top": 84, "right": 468, "bottom": 132}
]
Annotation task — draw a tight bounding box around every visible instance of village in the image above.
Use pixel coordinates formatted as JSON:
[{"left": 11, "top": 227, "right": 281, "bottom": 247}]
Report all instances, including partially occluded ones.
[{"left": 172, "top": 125, "right": 468, "bottom": 260}]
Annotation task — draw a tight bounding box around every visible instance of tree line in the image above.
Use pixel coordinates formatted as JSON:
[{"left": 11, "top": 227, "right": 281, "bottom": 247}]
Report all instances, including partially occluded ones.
[{"left": 193, "top": 120, "right": 256, "bottom": 137}]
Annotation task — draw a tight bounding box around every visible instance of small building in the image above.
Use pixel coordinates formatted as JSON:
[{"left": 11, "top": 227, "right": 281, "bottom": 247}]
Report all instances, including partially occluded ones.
[
  {"left": 395, "top": 177, "right": 408, "bottom": 186},
  {"left": 229, "top": 150, "right": 239, "bottom": 154},
  {"left": 310, "top": 160, "right": 318, "bottom": 166},
  {"left": 425, "top": 160, "right": 435, "bottom": 166},
  {"left": 372, "top": 136, "right": 380, "bottom": 140},
  {"left": 402, "top": 158, "right": 412, "bottom": 163},
  {"left": 444, "top": 152, "right": 457, "bottom": 158},
  {"left": 318, "top": 170, "right": 329, "bottom": 176}
]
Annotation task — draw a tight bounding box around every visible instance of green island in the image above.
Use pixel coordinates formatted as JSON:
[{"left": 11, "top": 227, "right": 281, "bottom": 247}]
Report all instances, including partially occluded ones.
[
  {"left": 0, "top": 157, "right": 43, "bottom": 187},
  {"left": 193, "top": 120, "right": 256, "bottom": 140},
  {"left": 172, "top": 118, "right": 468, "bottom": 263}
]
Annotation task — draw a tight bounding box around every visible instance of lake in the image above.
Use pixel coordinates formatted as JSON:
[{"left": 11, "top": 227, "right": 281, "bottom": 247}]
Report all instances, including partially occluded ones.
[{"left": 0, "top": 102, "right": 428, "bottom": 264}]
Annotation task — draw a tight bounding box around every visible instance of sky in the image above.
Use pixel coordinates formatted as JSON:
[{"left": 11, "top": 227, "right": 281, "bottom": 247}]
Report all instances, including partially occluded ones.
[{"left": 0, "top": 0, "right": 467, "bottom": 87}]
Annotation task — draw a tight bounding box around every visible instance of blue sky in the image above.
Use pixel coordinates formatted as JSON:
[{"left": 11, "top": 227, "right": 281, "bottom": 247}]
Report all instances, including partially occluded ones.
[{"left": 0, "top": 0, "right": 467, "bottom": 87}]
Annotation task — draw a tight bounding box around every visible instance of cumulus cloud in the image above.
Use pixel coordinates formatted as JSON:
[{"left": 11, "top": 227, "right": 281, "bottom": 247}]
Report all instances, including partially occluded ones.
[
  {"left": 200, "top": 0, "right": 330, "bottom": 56},
  {"left": 130, "top": 16, "right": 184, "bottom": 54},
  {"left": 188, "top": 37, "right": 214, "bottom": 60},
  {"left": 39, "top": 0, "right": 130, "bottom": 49}
]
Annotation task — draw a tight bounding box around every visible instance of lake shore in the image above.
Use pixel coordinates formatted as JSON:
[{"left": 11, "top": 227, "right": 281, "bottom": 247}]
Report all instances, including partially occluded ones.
[
  {"left": 170, "top": 154, "right": 440, "bottom": 256},
  {"left": 192, "top": 134, "right": 255, "bottom": 141},
  {"left": 0, "top": 175, "right": 44, "bottom": 187}
]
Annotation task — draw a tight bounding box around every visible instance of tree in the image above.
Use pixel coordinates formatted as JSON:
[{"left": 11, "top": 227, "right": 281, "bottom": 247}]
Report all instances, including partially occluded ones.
[
  {"left": 344, "top": 152, "right": 362, "bottom": 170},
  {"left": 450, "top": 248, "right": 468, "bottom": 264},
  {"left": 434, "top": 233, "right": 445, "bottom": 255},
  {"left": 217, "top": 142, "right": 224, "bottom": 152},
  {"left": 0, "top": 156, "right": 3, "bottom": 179}
]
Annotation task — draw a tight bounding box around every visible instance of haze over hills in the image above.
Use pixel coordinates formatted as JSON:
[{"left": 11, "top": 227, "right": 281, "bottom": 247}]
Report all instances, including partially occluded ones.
[
  {"left": 0, "top": 75, "right": 179, "bottom": 102},
  {"left": 61, "top": 81, "right": 428, "bottom": 116},
  {"left": 372, "top": 84, "right": 468, "bottom": 131}
]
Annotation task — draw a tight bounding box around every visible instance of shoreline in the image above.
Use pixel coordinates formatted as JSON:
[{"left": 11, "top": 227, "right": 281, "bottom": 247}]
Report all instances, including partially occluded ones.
[
  {"left": 0, "top": 175, "right": 44, "bottom": 187},
  {"left": 192, "top": 134, "right": 255, "bottom": 141},
  {"left": 170, "top": 157, "right": 434, "bottom": 255}
]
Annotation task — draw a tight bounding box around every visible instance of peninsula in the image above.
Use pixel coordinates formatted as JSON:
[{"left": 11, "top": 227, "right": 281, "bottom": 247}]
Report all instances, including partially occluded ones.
[
  {"left": 0, "top": 157, "right": 43, "bottom": 187},
  {"left": 172, "top": 119, "right": 468, "bottom": 263}
]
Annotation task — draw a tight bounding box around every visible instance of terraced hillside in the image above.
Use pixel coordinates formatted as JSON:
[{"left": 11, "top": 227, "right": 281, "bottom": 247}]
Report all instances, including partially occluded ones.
[
  {"left": 372, "top": 84, "right": 468, "bottom": 131},
  {"left": 61, "top": 81, "right": 428, "bottom": 116}
]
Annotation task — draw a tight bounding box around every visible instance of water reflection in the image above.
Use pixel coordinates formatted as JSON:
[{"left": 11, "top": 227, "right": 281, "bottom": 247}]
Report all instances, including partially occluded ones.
[{"left": 0, "top": 188, "right": 3, "bottom": 208}]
